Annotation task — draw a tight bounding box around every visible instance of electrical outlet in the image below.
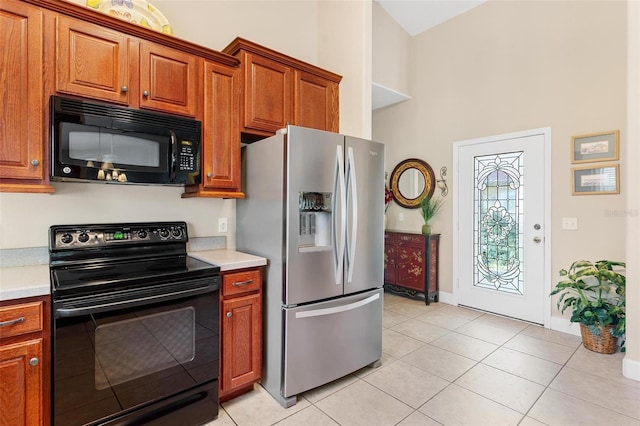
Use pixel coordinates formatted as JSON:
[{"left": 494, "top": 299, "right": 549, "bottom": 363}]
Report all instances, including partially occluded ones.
[
  {"left": 562, "top": 217, "right": 578, "bottom": 230},
  {"left": 218, "top": 217, "right": 228, "bottom": 233}
]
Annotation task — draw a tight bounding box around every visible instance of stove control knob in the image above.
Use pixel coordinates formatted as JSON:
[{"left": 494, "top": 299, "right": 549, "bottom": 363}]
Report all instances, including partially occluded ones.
[
  {"left": 78, "top": 232, "right": 90, "bottom": 243},
  {"left": 159, "top": 228, "right": 170, "bottom": 238},
  {"left": 171, "top": 227, "right": 182, "bottom": 238},
  {"left": 137, "top": 229, "right": 148, "bottom": 239},
  {"left": 61, "top": 233, "right": 73, "bottom": 244}
]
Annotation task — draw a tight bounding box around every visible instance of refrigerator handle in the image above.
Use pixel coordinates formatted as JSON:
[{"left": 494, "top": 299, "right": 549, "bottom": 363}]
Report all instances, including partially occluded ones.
[
  {"left": 332, "top": 146, "right": 346, "bottom": 285},
  {"left": 294, "top": 292, "right": 380, "bottom": 319},
  {"left": 346, "top": 147, "right": 358, "bottom": 283}
]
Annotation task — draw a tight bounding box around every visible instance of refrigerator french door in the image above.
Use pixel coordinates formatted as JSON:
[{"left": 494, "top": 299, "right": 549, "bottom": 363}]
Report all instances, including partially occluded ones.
[{"left": 237, "top": 125, "right": 385, "bottom": 408}]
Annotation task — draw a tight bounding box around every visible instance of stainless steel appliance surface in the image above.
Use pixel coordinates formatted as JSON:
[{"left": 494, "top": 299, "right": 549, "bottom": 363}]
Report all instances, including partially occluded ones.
[
  {"left": 236, "top": 125, "right": 385, "bottom": 408},
  {"left": 49, "top": 221, "right": 220, "bottom": 426}
]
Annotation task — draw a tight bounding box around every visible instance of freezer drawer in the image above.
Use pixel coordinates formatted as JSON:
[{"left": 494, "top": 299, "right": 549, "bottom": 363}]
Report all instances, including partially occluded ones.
[{"left": 283, "top": 288, "right": 382, "bottom": 397}]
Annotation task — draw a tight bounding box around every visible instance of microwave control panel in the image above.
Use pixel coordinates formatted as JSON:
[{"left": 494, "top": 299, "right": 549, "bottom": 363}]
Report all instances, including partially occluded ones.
[{"left": 178, "top": 141, "right": 197, "bottom": 172}]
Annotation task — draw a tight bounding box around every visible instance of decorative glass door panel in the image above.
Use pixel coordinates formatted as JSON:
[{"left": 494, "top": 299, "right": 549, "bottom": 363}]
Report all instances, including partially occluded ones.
[{"left": 474, "top": 152, "right": 524, "bottom": 295}]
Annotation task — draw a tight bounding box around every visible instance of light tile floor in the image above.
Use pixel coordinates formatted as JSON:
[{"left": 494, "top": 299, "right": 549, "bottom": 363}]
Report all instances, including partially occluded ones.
[{"left": 209, "top": 292, "right": 640, "bottom": 426}]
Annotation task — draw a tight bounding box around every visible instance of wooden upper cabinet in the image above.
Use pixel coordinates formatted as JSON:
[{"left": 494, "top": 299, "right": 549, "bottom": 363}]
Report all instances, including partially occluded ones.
[
  {"left": 55, "top": 16, "right": 130, "bottom": 104},
  {"left": 243, "top": 52, "right": 292, "bottom": 134},
  {"left": 55, "top": 16, "right": 198, "bottom": 116},
  {"left": 294, "top": 70, "right": 339, "bottom": 133},
  {"left": 0, "top": 0, "right": 52, "bottom": 192},
  {"left": 183, "top": 60, "right": 242, "bottom": 198},
  {"left": 223, "top": 37, "right": 341, "bottom": 138},
  {"left": 139, "top": 43, "right": 198, "bottom": 116}
]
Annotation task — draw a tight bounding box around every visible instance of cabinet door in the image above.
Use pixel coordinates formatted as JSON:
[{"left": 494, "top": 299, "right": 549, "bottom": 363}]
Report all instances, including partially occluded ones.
[
  {"left": 0, "top": 339, "right": 43, "bottom": 426},
  {"left": 56, "top": 16, "right": 130, "bottom": 104},
  {"left": 221, "top": 293, "right": 261, "bottom": 393},
  {"left": 384, "top": 240, "right": 397, "bottom": 284},
  {"left": 0, "top": 0, "right": 44, "bottom": 182},
  {"left": 242, "top": 52, "right": 292, "bottom": 133},
  {"left": 397, "top": 242, "right": 426, "bottom": 292},
  {"left": 139, "top": 42, "right": 197, "bottom": 116},
  {"left": 202, "top": 61, "right": 240, "bottom": 192},
  {"left": 294, "top": 70, "right": 339, "bottom": 132}
]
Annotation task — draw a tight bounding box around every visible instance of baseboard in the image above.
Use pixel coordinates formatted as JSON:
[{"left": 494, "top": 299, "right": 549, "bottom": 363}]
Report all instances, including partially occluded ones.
[
  {"left": 436, "top": 291, "right": 455, "bottom": 305},
  {"left": 548, "top": 315, "right": 581, "bottom": 337},
  {"left": 623, "top": 357, "right": 640, "bottom": 382}
]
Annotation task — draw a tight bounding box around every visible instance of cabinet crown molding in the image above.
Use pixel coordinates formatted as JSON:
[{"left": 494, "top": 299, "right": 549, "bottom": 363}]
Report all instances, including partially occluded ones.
[
  {"left": 22, "top": 0, "right": 239, "bottom": 67},
  {"left": 223, "top": 37, "right": 342, "bottom": 83}
]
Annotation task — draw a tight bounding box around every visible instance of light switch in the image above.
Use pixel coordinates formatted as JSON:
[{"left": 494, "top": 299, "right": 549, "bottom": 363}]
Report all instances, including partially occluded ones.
[
  {"left": 399, "top": 212, "right": 405, "bottom": 221},
  {"left": 562, "top": 217, "right": 578, "bottom": 230}
]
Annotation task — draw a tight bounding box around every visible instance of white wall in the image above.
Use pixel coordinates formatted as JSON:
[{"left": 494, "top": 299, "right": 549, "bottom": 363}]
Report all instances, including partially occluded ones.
[
  {"left": 372, "top": 1, "right": 410, "bottom": 95},
  {"left": 625, "top": 0, "right": 640, "bottom": 381}
]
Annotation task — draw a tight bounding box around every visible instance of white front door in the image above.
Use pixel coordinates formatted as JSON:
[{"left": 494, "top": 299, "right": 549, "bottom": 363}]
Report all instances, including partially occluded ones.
[{"left": 454, "top": 128, "right": 550, "bottom": 324}]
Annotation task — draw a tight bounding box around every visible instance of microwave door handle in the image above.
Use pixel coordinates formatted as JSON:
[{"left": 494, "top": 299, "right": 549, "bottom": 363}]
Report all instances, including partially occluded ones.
[{"left": 169, "top": 130, "right": 177, "bottom": 182}]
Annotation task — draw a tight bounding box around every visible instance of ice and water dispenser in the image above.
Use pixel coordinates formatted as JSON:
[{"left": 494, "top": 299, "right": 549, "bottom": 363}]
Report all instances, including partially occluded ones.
[{"left": 298, "top": 192, "right": 332, "bottom": 251}]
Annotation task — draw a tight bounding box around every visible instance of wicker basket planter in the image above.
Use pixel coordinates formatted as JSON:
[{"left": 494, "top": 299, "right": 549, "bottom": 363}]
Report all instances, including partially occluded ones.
[{"left": 580, "top": 324, "right": 617, "bottom": 354}]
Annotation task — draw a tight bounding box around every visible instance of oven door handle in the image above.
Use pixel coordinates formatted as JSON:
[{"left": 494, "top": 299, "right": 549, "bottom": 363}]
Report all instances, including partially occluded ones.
[{"left": 54, "top": 281, "right": 217, "bottom": 318}]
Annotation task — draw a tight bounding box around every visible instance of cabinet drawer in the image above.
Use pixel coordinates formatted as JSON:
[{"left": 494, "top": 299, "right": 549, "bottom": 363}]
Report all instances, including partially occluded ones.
[
  {"left": 0, "top": 301, "right": 43, "bottom": 339},
  {"left": 397, "top": 234, "right": 424, "bottom": 245},
  {"left": 223, "top": 269, "right": 261, "bottom": 297}
]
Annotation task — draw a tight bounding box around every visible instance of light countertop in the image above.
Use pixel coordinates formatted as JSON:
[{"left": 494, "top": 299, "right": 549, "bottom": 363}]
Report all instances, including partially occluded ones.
[
  {"left": 0, "top": 249, "right": 267, "bottom": 302},
  {"left": 188, "top": 249, "right": 267, "bottom": 271},
  {"left": 0, "top": 264, "right": 51, "bottom": 301}
]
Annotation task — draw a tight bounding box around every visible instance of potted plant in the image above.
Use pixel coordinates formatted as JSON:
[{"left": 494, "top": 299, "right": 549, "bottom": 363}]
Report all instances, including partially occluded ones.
[
  {"left": 550, "top": 260, "right": 626, "bottom": 353},
  {"left": 419, "top": 195, "right": 444, "bottom": 235}
]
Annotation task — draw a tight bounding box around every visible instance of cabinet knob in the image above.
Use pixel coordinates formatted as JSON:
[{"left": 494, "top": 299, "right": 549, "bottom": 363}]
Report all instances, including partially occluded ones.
[
  {"left": 30, "top": 159, "right": 40, "bottom": 166},
  {"left": 29, "top": 357, "right": 39, "bottom": 367},
  {"left": 207, "top": 172, "right": 213, "bottom": 178},
  {"left": 226, "top": 312, "right": 232, "bottom": 318},
  {"left": 142, "top": 90, "right": 149, "bottom": 97},
  {"left": 121, "top": 85, "right": 129, "bottom": 93}
]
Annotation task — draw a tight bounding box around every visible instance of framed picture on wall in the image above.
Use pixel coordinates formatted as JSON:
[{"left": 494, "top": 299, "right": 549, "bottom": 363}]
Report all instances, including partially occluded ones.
[
  {"left": 571, "top": 130, "right": 619, "bottom": 163},
  {"left": 572, "top": 163, "right": 620, "bottom": 195}
]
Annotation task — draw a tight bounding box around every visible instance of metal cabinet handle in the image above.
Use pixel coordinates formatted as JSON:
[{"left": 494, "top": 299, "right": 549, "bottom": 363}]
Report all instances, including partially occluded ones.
[
  {"left": 30, "top": 159, "right": 39, "bottom": 166},
  {"left": 121, "top": 86, "right": 128, "bottom": 93},
  {"left": 226, "top": 312, "right": 232, "bottom": 318},
  {"left": 29, "top": 357, "right": 39, "bottom": 367},
  {"left": 142, "top": 90, "right": 149, "bottom": 97},
  {"left": 0, "top": 317, "right": 25, "bottom": 327},
  {"left": 232, "top": 279, "right": 253, "bottom": 287},
  {"left": 206, "top": 173, "right": 213, "bottom": 178}
]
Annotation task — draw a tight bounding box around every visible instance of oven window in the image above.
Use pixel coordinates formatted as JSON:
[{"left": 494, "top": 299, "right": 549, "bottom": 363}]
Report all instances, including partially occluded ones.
[
  {"left": 53, "top": 292, "right": 219, "bottom": 426},
  {"left": 94, "top": 307, "right": 195, "bottom": 389},
  {"left": 67, "top": 127, "right": 161, "bottom": 167}
]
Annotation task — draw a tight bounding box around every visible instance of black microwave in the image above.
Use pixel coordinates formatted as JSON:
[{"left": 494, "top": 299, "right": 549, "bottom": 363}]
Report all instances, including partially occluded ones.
[{"left": 50, "top": 95, "right": 202, "bottom": 186}]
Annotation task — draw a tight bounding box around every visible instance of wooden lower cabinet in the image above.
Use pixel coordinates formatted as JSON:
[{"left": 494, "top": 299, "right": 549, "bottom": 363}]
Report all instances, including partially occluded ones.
[
  {"left": 219, "top": 268, "right": 262, "bottom": 401},
  {"left": 384, "top": 231, "right": 440, "bottom": 305},
  {"left": 0, "top": 296, "right": 50, "bottom": 426}
]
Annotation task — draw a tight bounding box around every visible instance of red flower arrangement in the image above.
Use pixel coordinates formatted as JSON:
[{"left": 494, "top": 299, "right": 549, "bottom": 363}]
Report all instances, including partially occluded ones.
[{"left": 385, "top": 177, "right": 393, "bottom": 213}]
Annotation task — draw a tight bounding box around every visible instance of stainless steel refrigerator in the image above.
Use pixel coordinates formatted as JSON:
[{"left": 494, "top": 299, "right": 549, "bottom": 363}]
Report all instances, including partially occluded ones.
[{"left": 236, "top": 125, "right": 385, "bottom": 408}]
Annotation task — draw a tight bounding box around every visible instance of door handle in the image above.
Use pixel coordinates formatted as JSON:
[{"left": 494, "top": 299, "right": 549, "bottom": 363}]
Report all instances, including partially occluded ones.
[
  {"left": 533, "top": 236, "right": 542, "bottom": 243},
  {"left": 232, "top": 279, "right": 253, "bottom": 287},
  {"left": 346, "top": 146, "right": 358, "bottom": 283}
]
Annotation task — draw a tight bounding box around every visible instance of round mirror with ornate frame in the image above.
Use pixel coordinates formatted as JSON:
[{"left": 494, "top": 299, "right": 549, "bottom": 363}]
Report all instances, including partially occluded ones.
[{"left": 389, "top": 158, "right": 436, "bottom": 209}]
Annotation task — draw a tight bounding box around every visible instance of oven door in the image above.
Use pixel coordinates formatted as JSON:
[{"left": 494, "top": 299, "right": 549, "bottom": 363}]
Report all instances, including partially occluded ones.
[{"left": 52, "top": 278, "right": 219, "bottom": 426}]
